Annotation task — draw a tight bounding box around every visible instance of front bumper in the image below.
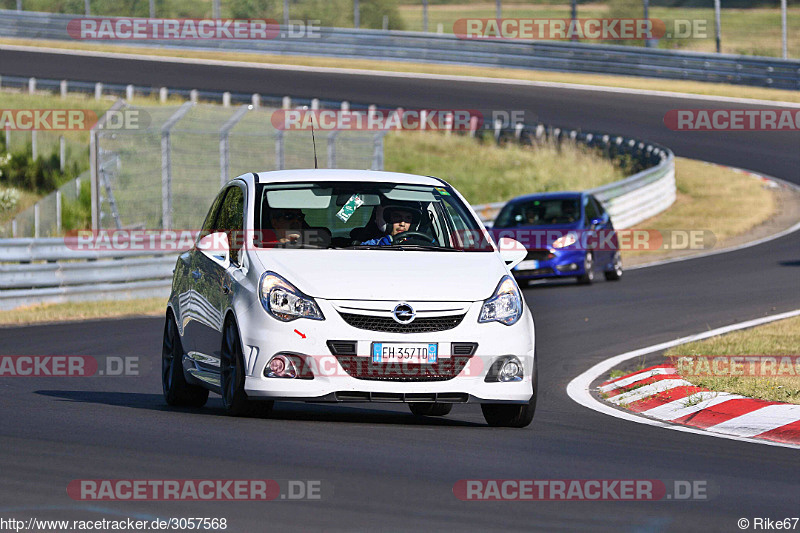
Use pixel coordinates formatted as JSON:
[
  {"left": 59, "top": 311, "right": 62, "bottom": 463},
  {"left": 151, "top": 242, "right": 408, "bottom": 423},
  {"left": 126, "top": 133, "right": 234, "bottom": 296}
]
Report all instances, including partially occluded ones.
[
  {"left": 512, "top": 249, "right": 587, "bottom": 280},
  {"left": 238, "top": 298, "right": 536, "bottom": 404}
]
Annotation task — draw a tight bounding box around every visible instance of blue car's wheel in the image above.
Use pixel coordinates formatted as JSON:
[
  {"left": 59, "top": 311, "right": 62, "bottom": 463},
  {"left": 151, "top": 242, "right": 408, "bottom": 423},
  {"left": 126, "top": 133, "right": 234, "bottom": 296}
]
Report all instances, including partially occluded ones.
[
  {"left": 577, "top": 252, "right": 594, "bottom": 284},
  {"left": 604, "top": 251, "right": 623, "bottom": 281}
]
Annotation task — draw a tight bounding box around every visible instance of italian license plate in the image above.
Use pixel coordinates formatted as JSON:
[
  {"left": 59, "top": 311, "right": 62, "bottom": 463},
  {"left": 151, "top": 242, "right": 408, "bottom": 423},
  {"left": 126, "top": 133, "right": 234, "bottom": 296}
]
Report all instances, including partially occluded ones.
[
  {"left": 516, "top": 259, "right": 539, "bottom": 270},
  {"left": 372, "top": 343, "right": 438, "bottom": 364}
]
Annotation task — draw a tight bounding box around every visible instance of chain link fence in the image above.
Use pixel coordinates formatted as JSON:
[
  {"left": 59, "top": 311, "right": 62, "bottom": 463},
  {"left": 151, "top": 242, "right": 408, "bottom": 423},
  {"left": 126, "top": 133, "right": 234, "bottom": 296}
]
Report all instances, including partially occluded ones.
[{"left": 95, "top": 102, "right": 381, "bottom": 231}]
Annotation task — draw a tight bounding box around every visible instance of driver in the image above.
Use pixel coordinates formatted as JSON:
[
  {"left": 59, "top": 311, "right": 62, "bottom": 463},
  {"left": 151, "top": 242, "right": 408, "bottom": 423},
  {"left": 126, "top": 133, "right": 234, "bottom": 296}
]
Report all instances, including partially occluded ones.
[{"left": 361, "top": 205, "right": 420, "bottom": 246}]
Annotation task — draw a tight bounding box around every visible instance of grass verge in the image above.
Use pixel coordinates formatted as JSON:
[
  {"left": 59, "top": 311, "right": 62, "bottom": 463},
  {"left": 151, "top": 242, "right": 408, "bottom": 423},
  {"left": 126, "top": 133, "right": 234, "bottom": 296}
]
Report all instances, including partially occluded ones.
[
  {"left": 622, "top": 158, "right": 776, "bottom": 262},
  {"left": 2, "top": 38, "right": 800, "bottom": 104},
  {"left": 664, "top": 315, "right": 800, "bottom": 405},
  {"left": 0, "top": 297, "right": 165, "bottom": 326},
  {"left": 385, "top": 132, "right": 627, "bottom": 204}
]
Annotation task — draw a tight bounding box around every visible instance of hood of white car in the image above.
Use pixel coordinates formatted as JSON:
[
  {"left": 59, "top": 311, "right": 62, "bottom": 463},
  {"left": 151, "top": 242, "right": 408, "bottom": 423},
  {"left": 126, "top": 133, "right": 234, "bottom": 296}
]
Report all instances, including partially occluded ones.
[{"left": 252, "top": 249, "right": 507, "bottom": 302}]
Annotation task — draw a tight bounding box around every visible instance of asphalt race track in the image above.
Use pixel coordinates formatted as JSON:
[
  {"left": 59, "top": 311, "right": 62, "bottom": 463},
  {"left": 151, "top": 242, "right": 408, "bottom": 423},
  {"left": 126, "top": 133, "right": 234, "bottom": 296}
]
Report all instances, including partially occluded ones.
[{"left": 1, "top": 48, "right": 799, "bottom": 531}]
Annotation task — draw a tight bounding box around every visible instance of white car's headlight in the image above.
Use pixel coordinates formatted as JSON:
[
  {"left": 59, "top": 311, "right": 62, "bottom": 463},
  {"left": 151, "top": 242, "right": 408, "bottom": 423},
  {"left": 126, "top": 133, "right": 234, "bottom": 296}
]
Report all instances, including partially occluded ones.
[
  {"left": 259, "top": 272, "right": 324, "bottom": 322},
  {"left": 479, "top": 275, "right": 522, "bottom": 326},
  {"left": 552, "top": 233, "right": 577, "bottom": 249}
]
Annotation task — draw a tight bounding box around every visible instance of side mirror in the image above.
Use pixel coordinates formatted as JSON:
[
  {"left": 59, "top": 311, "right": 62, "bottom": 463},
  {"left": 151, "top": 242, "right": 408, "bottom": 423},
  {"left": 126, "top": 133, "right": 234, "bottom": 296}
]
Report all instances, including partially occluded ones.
[
  {"left": 497, "top": 237, "right": 527, "bottom": 270},
  {"left": 197, "top": 232, "right": 230, "bottom": 269}
]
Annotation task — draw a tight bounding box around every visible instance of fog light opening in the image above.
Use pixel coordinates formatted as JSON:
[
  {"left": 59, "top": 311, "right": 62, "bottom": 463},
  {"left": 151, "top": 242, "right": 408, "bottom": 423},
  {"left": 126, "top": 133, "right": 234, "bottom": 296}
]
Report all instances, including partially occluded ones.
[
  {"left": 556, "top": 263, "right": 578, "bottom": 272},
  {"left": 499, "top": 357, "right": 523, "bottom": 382},
  {"left": 266, "top": 354, "right": 297, "bottom": 379}
]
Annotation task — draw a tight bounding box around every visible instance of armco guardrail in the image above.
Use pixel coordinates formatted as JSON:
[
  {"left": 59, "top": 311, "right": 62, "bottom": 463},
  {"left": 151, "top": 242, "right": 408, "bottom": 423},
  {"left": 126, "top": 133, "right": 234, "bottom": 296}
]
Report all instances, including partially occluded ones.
[
  {"left": 472, "top": 125, "right": 675, "bottom": 229},
  {"left": 0, "top": 239, "right": 176, "bottom": 310},
  {"left": 1, "top": 10, "right": 799, "bottom": 89}
]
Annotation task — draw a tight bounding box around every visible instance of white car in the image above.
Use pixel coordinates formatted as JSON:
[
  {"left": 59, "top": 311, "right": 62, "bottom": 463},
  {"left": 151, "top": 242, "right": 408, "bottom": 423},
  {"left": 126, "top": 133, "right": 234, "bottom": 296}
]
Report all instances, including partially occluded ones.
[{"left": 162, "top": 170, "right": 537, "bottom": 427}]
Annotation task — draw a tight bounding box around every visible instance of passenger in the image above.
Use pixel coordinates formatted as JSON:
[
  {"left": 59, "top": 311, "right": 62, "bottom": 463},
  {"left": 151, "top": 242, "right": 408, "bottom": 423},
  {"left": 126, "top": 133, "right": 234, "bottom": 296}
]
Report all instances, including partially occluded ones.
[{"left": 361, "top": 205, "right": 419, "bottom": 246}]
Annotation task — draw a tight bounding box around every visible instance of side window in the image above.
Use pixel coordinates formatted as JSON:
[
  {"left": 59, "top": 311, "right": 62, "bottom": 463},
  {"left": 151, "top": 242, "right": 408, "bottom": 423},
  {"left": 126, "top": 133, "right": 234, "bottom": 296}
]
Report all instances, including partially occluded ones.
[
  {"left": 592, "top": 196, "right": 606, "bottom": 216},
  {"left": 199, "top": 190, "right": 227, "bottom": 241},
  {"left": 216, "top": 186, "right": 245, "bottom": 265},
  {"left": 584, "top": 196, "right": 599, "bottom": 222}
]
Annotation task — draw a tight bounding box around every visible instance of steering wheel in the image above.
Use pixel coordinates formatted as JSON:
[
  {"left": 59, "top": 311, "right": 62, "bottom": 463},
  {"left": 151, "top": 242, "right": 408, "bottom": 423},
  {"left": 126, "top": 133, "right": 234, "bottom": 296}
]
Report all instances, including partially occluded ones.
[{"left": 392, "top": 231, "right": 435, "bottom": 245}]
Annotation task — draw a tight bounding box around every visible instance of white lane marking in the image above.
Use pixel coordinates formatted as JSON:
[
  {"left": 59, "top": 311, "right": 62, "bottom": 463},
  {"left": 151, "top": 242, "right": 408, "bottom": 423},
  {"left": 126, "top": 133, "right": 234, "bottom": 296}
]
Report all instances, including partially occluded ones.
[
  {"left": 606, "top": 379, "right": 692, "bottom": 405},
  {"left": 566, "top": 308, "right": 800, "bottom": 450},
  {"left": 641, "top": 391, "right": 745, "bottom": 421},
  {"left": 3, "top": 43, "right": 800, "bottom": 108},
  {"left": 707, "top": 405, "right": 800, "bottom": 438},
  {"left": 599, "top": 366, "right": 676, "bottom": 392}
]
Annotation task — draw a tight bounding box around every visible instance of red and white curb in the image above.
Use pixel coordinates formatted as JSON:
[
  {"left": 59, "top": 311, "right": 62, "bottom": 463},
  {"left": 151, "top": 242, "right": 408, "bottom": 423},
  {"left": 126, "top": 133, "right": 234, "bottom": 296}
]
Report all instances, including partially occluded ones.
[
  {"left": 567, "top": 309, "right": 800, "bottom": 450},
  {"left": 600, "top": 365, "right": 800, "bottom": 446}
]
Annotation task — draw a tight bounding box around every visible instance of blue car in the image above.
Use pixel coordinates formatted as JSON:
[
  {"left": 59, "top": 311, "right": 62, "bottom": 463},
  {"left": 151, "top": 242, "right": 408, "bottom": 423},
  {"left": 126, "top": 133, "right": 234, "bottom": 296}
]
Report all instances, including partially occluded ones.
[{"left": 491, "top": 192, "right": 623, "bottom": 285}]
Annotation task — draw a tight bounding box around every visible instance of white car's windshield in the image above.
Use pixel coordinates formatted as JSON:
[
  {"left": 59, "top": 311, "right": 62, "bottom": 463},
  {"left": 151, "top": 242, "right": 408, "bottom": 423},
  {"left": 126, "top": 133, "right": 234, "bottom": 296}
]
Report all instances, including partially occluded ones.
[{"left": 253, "top": 181, "right": 493, "bottom": 251}]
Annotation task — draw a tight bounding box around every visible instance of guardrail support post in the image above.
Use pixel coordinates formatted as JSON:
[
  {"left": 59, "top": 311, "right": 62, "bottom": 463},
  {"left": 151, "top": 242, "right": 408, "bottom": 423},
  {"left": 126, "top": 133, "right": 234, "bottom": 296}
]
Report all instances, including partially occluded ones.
[
  {"left": 282, "top": 96, "right": 291, "bottom": 109},
  {"left": 275, "top": 130, "right": 284, "bottom": 170},
  {"left": 33, "top": 202, "right": 40, "bottom": 238},
  {"left": 252, "top": 94, "right": 260, "bottom": 109},
  {"left": 311, "top": 98, "right": 319, "bottom": 110},
  {"left": 159, "top": 87, "right": 168, "bottom": 103},
  {"left": 56, "top": 190, "right": 62, "bottom": 234},
  {"left": 327, "top": 131, "right": 338, "bottom": 168},
  {"left": 190, "top": 89, "right": 199, "bottom": 103},
  {"left": 126, "top": 84, "right": 134, "bottom": 100},
  {"left": 60, "top": 80, "right": 67, "bottom": 98},
  {"left": 94, "top": 82, "right": 102, "bottom": 100},
  {"left": 223, "top": 92, "right": 231, "bottom": 107},
  {"left": 28, "top": 77, "right": 35, "bottom": 94}
]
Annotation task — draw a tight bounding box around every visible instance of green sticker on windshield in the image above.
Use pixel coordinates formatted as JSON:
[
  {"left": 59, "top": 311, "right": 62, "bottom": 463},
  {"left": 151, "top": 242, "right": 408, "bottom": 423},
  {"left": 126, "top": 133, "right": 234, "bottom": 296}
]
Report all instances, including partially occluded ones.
[
  {"left": 435, "top": 187, "right": 450, "bottom": 196},
  {"left": 336, "top": 194, "right": 365, "bottom": 222}
]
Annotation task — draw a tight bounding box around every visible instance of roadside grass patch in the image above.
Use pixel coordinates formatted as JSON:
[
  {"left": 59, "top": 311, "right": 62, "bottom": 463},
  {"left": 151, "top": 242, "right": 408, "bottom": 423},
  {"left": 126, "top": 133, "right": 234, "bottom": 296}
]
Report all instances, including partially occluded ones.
[
  {"left": 664, "top": 315, "right": 800, "bottom": 405},
  {"left": 385, "top": 132, "right": 626, "bottom": 205},
  {"left": 0, "top": 297, "right": 166, "bottom": 326},
  {"left": 622, "top": 158, "right": 776, "bottom": 260}
]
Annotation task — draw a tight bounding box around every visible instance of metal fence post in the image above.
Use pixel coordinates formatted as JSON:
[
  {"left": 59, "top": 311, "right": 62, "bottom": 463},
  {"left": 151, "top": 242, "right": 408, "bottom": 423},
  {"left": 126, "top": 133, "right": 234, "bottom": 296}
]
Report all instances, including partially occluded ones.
[
  {"left": 372, "top": 132, "right": 385, "bottom": 170},
  {"left": 16, "top": 0, "right": 21, "bottom": 11},
  {"left": 31, "top": 130, "right": 37, "bottom": 160},
  {"left": 33, "top": 202, "right": 40, "bottom": 238},
  {"left": 327, "top": 131, "right": 339, "bottom": 168},
  {"left": 59, "top": 135, "right": 65, "bottom": 171},
  {"left": 275, "top": 130, "right": 285, "bottom": 170},
  {"left": 56, "top": 190, "right": 62, "bottom": 234},
  {"left": 11, "top": 219, "right": 17, "bottom": 238},
  {"left": 89, "top": 100, "right": 126, "bottom": 231},
  {"left": 161, "top": 102, "right": 194, "bottom": 230},
  {"left": 422, "top": 0, "right": 428, "bottom": 32},
  {"left": 354, "top": 0, "right": 360, "bottom": 29},
  {"left": 84, "top": 0, "right": 90, "bottom": 16},
  {"left": 149, "top": 0, "right": 155, "bottom": 18},
  {"left": 219, "top": 105, "right": 250, "bottom": 186},
  {"left": 213, "top": 0, "right": 219, "bottom": 18}
]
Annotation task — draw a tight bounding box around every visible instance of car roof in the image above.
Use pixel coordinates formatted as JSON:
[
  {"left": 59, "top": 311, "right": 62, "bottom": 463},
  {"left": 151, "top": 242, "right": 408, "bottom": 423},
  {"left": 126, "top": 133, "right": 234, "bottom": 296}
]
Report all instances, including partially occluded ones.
[
  {"left": 506, "top": 191, "right": 584, "bottom": 204},
  {"left": 254, "top": 169, "right": 444, "bottom": 186}
]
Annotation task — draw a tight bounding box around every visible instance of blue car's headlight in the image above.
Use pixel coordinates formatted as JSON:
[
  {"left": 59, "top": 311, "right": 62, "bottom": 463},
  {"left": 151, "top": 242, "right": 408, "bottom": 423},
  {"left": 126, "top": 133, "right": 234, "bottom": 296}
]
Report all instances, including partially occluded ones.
[
  {"left": 478, "top": 275, "right": 522, "bottom": 326},
  {"left": 259, "top": 272, "right": 324, "bottom": 322}
]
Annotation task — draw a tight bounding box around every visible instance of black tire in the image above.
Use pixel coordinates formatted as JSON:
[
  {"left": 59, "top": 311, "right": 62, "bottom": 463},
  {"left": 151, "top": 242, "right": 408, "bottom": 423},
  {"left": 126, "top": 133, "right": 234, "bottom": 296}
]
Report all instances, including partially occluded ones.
[
  {"left": 604, "top": 251, "right": 623, "bottom": 281},
  {"left": 576, "top": 252, "right": 594, "bottom": 285},
  {"left": 220, "top": 319, "right": 273, "bottom": 417},
  {"left": 481, "top": 368, "right": 537, "bottom": 428},
  {"left": 409, "top": 403, "right": 453, "bottom": 417},
  {"left": 162, "top": 313, "right": 209, "bottom": 408}
]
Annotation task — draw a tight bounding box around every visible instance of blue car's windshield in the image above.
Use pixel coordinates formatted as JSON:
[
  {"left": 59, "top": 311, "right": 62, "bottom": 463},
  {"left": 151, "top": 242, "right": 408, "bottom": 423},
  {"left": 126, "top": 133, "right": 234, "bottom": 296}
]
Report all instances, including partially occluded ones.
[
  {"left": 494, "top": 198, "right": 580, "bottom": 228},
  {"left": 253, "top": 181, "right": 493, "bottom": 251}
]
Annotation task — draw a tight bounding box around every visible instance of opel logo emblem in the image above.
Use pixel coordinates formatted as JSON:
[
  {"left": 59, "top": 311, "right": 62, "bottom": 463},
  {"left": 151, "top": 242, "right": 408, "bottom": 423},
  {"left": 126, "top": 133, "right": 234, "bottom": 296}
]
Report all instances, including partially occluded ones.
[{"left": 392, "top": 302, "right": 416, "bottom": 324}]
